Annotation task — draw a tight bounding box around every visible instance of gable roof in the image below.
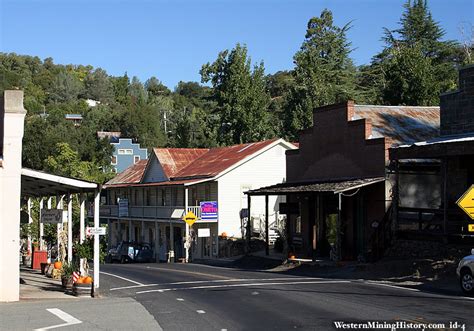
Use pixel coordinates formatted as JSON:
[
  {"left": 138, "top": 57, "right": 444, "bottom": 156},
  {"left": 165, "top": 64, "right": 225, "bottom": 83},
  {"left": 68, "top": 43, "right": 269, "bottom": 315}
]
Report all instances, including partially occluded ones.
[
  {"left": 106, "top": 159, "right": 147, "bottom": 185},
  {"left": 353, "top": 105, "right": 440, "bottom": 146},
  {"left": 153, "top": 148, "right": 209, "bottom": 178},
  {"left": 105, "top": 139, "right": 294, "bottom": 187},
  {"left": 173, "top": 139, "right": 279, "bottom": 179}
]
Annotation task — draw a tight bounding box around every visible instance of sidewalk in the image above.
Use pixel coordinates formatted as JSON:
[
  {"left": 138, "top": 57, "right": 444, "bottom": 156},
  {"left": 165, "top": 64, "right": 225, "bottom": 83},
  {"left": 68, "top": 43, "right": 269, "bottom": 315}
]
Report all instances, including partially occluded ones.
[{"left": 19, "top": 267, "right": 78, "bottom": 300}]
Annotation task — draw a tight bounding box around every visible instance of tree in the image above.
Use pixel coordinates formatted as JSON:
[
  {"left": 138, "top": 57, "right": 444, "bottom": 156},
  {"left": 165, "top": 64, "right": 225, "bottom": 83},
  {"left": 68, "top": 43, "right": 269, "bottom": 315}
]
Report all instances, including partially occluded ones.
[
  {"left": 374, "top": 0, "right": 459, "bottom": 105},
  {"left": 145, "top": 77, "right": 170, "bottom": 97},
  {"left": 283, "top": 9, "right": 357, "bottom": 141},
  {"left": 49, "top": 71, "right": 84, "bottom": 103},
  {"left": 201, "top": 43, "right": 272, "bottom": 145},
  {"left": 84, "top": 68, "right": 114, "bottom": 102}
]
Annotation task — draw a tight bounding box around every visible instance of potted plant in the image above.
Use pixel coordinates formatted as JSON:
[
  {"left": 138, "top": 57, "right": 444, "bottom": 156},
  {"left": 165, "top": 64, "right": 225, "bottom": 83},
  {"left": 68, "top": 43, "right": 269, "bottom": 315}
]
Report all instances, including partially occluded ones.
[
  {"left": 73, "top": 275, "right": 93, "bottom": 297},
  {"left": 61, "top": 262, "right": 76, "bottom": 293}
]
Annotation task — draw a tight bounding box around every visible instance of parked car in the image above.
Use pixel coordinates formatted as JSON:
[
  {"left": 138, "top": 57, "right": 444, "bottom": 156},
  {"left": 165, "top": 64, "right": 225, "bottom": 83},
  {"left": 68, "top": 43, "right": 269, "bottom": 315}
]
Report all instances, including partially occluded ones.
[
  {"left": 106, "top": 241, "right": 154, "bottom": 263},
  {"left": 456, "top": 248, "right": 474, "bottom": 295}
]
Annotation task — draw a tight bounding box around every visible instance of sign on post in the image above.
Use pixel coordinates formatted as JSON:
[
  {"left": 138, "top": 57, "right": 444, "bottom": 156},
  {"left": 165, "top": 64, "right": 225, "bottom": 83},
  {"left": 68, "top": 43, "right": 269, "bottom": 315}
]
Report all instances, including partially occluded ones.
[
  {"left": 198, "top": 228, "right": 210, "bottom": 237},
  {"left": 40, "top": 209, "right": 63, "bottom": 224},
  {"left": 183, "top": 211, "right": 197, "bottom": 226},
  {"left": 456, "top": 185, "right": 474, "bottom": 220},
  {"left": 200, "top": 201, "right": 218, "bottom": 221},
  {"left": 86, "top": 227, "right": 106, "bottom": 236}
]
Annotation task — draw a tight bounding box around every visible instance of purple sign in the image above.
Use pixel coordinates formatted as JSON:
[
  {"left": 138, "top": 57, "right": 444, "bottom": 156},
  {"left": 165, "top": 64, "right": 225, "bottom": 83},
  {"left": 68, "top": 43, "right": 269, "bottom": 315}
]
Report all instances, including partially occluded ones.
[{"left": 200, "top": 201, "right": 218, "bottom": 221}]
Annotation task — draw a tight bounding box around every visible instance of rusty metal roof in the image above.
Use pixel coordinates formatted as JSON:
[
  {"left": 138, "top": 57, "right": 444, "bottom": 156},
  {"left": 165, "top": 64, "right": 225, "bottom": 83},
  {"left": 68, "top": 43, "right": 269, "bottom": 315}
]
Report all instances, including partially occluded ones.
[
  {"left": 153, "top": 148, "right": 209, "bottom": 178},
  {"left": 354, "top": 105, "right": 440, "bottom": 146},
  {"left": 173, "top": 139, "right": 279, "bottom": 179},
  {"left": 106, "top": 159, "right": 148, "bottom": 185},
  {"left": 105, "top": 139, "right": 284, "bottom": 187}
]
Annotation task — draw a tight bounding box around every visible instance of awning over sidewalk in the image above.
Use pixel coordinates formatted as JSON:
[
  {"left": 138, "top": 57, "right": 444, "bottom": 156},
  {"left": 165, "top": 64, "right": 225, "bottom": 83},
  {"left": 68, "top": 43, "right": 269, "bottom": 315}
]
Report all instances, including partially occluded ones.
[
  {"left": 246, "top": 177, "right": 385, "bottom": 196},
  {"left": 21, "top": 168, "right": 98, "bottom": 197}
]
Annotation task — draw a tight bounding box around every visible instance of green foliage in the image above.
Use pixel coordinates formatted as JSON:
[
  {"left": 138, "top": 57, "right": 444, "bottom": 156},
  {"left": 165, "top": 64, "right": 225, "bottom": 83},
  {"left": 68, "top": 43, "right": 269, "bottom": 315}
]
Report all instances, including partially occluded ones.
[
  {"left": 201, "top": 43, "right": 273, "bottom": 145},
  {"left": 283, "top": 9, "right": 357, "bottom": 141},
  {"left": 61, "top": 261, "right": 77, "bottom": 278},
  {"left": 74, "top": 240, "right": 93, "bottom": 260}
]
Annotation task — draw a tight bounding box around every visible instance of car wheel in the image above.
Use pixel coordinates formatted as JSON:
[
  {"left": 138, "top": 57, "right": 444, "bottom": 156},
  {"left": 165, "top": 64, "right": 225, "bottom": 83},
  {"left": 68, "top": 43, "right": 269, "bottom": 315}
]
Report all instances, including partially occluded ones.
[{"left": 460, "top": 269, "right": 473, "bottom": 295}]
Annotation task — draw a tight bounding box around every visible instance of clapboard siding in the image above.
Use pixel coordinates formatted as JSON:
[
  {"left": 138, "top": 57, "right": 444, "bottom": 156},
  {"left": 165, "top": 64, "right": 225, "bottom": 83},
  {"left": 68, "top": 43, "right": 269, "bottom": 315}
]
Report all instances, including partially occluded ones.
[
  {"left": 217, "top": 142, "right": 289, "bottom": 238},
  {"left": 142, "top": 155, "right": 168, "bottom": 183}
]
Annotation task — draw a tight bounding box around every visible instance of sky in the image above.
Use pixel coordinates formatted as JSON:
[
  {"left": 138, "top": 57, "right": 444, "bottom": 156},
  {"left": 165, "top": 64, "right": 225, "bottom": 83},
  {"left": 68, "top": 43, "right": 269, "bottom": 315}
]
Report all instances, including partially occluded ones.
[{"left": 1, "top": 0, "right": 472, "bottom": 89}]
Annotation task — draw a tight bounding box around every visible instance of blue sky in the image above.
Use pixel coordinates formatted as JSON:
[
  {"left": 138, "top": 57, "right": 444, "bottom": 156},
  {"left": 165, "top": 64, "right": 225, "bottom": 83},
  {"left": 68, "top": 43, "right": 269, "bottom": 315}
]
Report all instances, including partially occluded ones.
[{"left": 1, "top": 0, "right": 472, "bottom": 89}]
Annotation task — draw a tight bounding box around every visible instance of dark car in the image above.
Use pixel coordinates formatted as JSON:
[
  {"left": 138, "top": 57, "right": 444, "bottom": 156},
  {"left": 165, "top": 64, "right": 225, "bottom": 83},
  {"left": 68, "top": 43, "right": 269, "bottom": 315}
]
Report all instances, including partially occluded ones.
[{"left": 105, "top": 241, "right": 154, "bottom": 263}]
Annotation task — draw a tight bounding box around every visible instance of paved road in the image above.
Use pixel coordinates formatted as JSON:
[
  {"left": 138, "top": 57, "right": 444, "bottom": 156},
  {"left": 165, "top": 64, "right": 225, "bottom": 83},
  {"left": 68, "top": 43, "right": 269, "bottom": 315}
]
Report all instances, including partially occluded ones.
[{"left": 99, "top": 262, "right": 474, "bottom": 331}]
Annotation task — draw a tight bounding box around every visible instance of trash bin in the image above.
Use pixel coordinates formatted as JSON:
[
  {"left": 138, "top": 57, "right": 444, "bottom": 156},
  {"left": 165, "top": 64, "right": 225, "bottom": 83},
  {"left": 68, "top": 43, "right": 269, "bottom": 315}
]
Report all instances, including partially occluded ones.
[{"left": 32, "top": 250, "right": 48, "bottom": 270}]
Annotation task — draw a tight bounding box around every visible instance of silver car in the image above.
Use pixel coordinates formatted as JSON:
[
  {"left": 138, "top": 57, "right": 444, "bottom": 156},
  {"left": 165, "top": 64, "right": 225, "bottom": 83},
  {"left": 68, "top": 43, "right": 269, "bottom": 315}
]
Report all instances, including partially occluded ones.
[{"left": 457, "top": 248, "right": 474, "bottom": 295}]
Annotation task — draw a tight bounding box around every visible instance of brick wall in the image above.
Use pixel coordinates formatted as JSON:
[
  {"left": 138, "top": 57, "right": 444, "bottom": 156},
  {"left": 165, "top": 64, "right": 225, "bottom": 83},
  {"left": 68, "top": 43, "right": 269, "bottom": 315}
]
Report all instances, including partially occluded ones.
[
  {"left": 286, "top": 101, "right": 387, "bottom": 182},
  {"left": 440, "top": 65, "right": 474, "bottom": 136}
]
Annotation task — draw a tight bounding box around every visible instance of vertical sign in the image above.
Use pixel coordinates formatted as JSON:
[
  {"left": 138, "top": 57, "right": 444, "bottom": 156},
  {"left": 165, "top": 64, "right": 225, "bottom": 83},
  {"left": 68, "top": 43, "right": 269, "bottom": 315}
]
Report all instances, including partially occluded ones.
[
  {"left": 200, "top": 201, "right": 218, "bottom": 221},
  {"left": 118, "top": 198, "right": 129, "bottom": 217}
]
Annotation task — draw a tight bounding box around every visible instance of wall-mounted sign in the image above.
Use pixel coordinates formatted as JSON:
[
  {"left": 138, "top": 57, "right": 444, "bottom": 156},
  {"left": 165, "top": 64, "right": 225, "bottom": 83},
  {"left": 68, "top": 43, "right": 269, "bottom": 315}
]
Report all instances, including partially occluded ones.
[
  {"left": 198, "top": 228, "right": 211, "bottom": 237},
  {"left": 200, "top": 201, "right": 218, "bottom": 221},
  {"left": 118, "top": 198, "right": 129, "bottom": 217},
  {"left": 40, "top": 209, "right": 63, "bottom": 224}
]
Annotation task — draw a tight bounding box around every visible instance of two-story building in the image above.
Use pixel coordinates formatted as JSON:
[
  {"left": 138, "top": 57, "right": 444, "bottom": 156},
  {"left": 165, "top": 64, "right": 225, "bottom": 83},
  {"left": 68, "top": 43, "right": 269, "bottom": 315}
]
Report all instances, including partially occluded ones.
[{"left": 101, "top": 138, "right": 296, "bottom": 261}]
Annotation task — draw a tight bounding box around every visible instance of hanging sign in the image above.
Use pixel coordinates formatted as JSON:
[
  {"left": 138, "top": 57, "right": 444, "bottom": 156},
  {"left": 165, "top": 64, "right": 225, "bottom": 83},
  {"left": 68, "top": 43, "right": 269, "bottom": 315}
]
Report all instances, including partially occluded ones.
[
  {"left": 40, "top": 209, "right": 63, "bottom": 224},
  {"left": 118, "top": 198, "right": 129, "bottom": 217},
  {"left": 200, "top": 201, "right": 218, "bottom": 221},
  {"left": 198, "top": 228, "right": 211, "bottom": 237}
]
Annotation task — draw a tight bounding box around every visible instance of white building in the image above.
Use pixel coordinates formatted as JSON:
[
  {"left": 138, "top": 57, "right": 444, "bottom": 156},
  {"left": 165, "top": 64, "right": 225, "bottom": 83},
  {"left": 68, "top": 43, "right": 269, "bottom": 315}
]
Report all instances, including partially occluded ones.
[{"left": 101, "top": 139, "right": 296, "bottom": 260}]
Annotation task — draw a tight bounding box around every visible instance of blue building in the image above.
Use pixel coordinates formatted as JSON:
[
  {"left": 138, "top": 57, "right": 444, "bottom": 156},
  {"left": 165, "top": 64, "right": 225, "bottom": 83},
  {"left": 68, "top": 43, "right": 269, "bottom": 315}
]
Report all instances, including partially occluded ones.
[{"left": 111, "top": 138, "right": 148, "bottom": 173}]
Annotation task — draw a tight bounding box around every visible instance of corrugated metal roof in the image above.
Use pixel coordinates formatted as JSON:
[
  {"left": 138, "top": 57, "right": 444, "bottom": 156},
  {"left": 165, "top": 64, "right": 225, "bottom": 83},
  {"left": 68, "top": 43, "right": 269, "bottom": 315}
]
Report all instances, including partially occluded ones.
[
  {"left": 354, "top": 105, "right": 440, "bottom": 146},
  {"left": 247, "top": 177, "right": 385, "bottom": 195},
  {"left": 105, "top": 139, "right": 283, "bottom": 187},
  {"left": 153, "top": 148, "right": 209, "bottom": 178},
  {"left": 173, "top": 139, "right": 279, "bottom": 179},
  {"left": 106, "top": 160, "right": 147, "bottom": 185}
]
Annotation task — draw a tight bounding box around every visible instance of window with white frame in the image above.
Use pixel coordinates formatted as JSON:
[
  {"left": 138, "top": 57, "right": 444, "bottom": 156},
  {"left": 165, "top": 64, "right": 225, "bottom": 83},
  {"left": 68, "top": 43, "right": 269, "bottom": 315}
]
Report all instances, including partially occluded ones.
[
  {"left": 111, "top": 155, "right": 117, "bottom": 165},
  {"left": 134, "top": 155, "right": 140, "bottom": 163},
  {"left": 118, "top": 149, "right": 133, "bottom": 155}
]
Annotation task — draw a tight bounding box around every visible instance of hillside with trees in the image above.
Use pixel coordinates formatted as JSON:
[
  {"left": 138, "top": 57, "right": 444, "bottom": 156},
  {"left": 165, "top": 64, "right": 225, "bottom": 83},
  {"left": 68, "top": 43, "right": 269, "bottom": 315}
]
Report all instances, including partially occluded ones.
[{"left": 0, "top": 0, "right": 471, "bottom": 183}]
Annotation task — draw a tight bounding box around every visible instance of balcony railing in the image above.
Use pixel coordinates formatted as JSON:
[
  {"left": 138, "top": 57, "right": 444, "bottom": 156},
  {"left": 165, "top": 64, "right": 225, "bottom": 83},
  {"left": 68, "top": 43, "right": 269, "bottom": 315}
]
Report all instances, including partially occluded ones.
[{"left": 100, "top": 205, "right": 201, "bottom": 220}]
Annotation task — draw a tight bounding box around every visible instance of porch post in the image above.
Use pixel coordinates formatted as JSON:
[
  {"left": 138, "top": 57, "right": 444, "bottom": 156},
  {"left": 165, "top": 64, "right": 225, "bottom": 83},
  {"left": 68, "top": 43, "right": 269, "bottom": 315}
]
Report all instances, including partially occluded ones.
[
  {"left": 93, "top": 189, "right": 100, "bottom": 291},
  {"left": 443, "top": 157, "right": 448, "bottom": 236},
  {"left": 336, "top": 193, "right": 342, "bottom": 261},
  {"left": 265, "top": 194, "right": 269, "bottom": 256},
  {"left": 141, "top": 220, "right": 145, "bottom": 243},
  {"left": 56, "top": 195, "right": 63, "bottom": 261},
  {"left": 169, "top": 220, "right": 175, "bottom": 263},
  {"left": 155, "top": 221, "right": 160, "bottom": 262},
  {"left": 79, "top": 193, "right": 85, "bottom": 244},
  {"left": 67, "top": 194, "right": 73, "bottom": 262},
  {"left": 128, "top": 220, "right": 132, "bottom": 241},
  {"left": 246, "top": 194, "right": 251, "bottom": 254},
  {"left": 27, "top": 198, "right": 32, "bottom": 255},
  {"left": 39, "top": 198, "right": 44, "bottom": 250},
  {"left": 185, "top": 187, "right": 189, "bottom": 262},
  {"left": 392, "top": 160, "right": 399, "bottom": 239}
]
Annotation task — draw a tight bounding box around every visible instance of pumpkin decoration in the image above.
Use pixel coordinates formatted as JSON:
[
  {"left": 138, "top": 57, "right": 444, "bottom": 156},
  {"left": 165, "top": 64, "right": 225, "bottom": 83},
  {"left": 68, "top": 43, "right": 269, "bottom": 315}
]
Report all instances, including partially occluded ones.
[
  {"left": 54, "top": 261, "right": 62, "bottom": 270},
  {"left": 76, "top": 277, "right": 84, "bottom": 284},
  {"left": 83, "top": 276, "right": 93, "bottom": 284}
]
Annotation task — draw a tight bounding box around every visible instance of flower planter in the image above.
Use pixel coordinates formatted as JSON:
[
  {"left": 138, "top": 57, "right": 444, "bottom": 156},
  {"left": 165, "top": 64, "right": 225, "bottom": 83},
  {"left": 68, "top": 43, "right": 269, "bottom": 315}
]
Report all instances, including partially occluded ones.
[
  {"left": 73, "top": 283, "right": 93, "bottom": 297},
  {"left": 62, "top": 277, "right": 74, "bottom": 294}
]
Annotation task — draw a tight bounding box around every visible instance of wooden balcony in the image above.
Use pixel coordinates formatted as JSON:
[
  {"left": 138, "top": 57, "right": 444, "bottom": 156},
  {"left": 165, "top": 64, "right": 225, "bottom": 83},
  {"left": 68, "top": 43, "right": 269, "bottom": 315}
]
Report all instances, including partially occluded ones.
[{"left": 100, "top": 205, "right": 201, "bottom": 220}]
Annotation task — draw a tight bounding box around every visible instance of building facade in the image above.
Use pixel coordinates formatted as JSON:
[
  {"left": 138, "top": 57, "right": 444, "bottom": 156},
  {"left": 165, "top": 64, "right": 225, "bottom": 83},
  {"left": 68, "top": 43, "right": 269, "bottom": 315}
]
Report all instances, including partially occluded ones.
[
  {"left": 111, "top": 138, "right": 148, "bottom": 173},
  {"left": 101, "top": 139, "right": 296, "bottom": 261}
]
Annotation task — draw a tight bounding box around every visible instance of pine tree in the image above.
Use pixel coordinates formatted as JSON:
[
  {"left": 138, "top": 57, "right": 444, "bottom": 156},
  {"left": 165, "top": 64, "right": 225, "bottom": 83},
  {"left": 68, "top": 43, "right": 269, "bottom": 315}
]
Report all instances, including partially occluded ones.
[{"left": 283, "top": 9, "right": 357, "bottom": 141}]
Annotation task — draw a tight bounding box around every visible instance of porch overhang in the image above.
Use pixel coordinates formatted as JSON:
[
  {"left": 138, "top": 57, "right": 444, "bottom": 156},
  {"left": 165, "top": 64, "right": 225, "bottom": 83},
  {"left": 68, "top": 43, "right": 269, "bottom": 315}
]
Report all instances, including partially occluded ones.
[
  {"left": 245, "top": 177, "right": 385, "bottom": 196},
  {"left": 21, "top": 168, "right": 99, "bottom": 197},
  {"left": 390, "top": 134, "right": 474, "bottom": 160}
]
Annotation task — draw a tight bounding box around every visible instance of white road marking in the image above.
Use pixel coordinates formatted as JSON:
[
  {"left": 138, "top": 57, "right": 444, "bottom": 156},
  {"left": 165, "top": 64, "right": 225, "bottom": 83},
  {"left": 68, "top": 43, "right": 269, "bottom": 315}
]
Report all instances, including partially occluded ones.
[
  {"left": 251, "top": 291, "right": 259, "bottom": 295},
  {"left": 365, "top": 281, "right": 474, "bottom": 301},
  {"left": 196, "top": 310, "right": 206, "bottom": 314},
  {"left": 136, "top": 280, "right": 351, "bottom": 294},
  {"left": 100, "top": 271, "right": 144, "bottom": 286},
  {"left": 176, "top": 298, "right": 185, "bottom": 301},
  {"left": 110, "top": 277, "right": 321, "bottom": 291},
  {"left": 34, "top": 308, "right": 82, "bottom": 331}
]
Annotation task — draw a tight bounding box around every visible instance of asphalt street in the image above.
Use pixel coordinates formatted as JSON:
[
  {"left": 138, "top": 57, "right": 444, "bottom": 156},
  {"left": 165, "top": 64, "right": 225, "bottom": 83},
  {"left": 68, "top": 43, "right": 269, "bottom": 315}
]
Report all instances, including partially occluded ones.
[{"left": 99, "top": 262, "right": 474, "bottom": 331}]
